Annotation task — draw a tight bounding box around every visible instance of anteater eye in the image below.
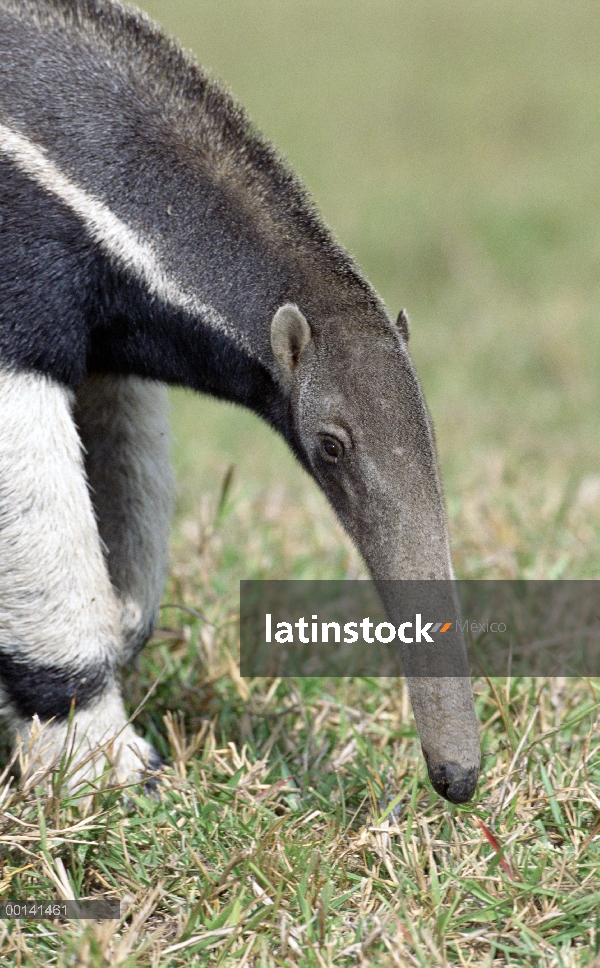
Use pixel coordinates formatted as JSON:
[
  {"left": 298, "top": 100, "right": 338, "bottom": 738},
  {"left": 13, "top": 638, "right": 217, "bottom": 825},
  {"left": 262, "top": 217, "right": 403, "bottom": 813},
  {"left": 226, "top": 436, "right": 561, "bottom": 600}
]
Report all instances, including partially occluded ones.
[{"left": 320, "top": 436, "right": 344, "bottom": 463}]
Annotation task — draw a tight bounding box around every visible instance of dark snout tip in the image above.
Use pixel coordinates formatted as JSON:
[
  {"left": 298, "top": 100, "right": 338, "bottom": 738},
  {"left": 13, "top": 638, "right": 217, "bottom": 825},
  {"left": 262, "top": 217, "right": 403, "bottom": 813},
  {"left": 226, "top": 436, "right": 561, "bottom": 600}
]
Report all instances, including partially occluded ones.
[{"left": 426, "top": 761, "right": 479, "bottom": 804}]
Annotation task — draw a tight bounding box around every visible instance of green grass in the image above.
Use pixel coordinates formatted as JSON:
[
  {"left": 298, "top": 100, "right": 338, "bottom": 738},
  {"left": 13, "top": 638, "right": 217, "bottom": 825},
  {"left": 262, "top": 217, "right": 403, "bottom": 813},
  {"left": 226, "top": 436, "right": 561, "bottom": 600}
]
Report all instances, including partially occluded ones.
[{"left": 2, "top": 0, "right": 600, "bottom": 964}]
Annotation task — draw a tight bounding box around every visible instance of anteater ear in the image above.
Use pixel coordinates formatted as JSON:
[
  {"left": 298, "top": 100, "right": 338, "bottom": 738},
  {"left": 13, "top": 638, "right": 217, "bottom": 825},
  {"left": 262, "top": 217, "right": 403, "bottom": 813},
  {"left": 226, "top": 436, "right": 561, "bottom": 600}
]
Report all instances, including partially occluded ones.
[
  {"left": 396, "top": 309, "right": 410, "bottom": 342},
  {"left": 270, "top": 304, "right": 311, "bottom": 380}
]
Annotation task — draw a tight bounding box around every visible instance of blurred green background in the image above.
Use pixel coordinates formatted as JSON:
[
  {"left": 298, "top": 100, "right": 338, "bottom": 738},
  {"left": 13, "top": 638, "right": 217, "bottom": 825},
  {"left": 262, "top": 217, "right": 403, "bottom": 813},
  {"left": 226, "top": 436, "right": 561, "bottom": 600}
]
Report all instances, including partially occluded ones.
[{"left": 140, "top": 0, "right": 600, "bottom": 576}]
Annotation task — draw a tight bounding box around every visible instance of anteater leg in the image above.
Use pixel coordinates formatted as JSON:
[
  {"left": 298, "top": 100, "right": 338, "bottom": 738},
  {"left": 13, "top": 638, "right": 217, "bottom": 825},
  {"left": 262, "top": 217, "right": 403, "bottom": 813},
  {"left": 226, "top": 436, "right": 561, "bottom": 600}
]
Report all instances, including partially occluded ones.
[
  {"left": 0, "top": 367, "right": 158, "bottom": 788},
  {"left": 73, "top": 375, "right": 174, "bottom": 664}
]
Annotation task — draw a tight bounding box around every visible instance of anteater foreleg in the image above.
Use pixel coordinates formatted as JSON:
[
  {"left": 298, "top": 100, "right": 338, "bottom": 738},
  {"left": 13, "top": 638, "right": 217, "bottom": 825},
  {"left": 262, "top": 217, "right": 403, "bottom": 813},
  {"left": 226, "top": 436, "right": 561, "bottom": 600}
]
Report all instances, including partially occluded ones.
[
  {"left": 0, "top": 367, "right": 159, "bottom": 790},
  {"left": 74, "top": 375, "right": 174, "bottom": 663}
]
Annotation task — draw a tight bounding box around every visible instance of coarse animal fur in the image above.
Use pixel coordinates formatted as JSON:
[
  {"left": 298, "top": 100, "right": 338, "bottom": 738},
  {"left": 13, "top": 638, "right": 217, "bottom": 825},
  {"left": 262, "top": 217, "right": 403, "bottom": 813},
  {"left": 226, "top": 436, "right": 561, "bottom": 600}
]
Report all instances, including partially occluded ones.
[{"left": 0, "top": 0, "right": 480, "bottom": 802}]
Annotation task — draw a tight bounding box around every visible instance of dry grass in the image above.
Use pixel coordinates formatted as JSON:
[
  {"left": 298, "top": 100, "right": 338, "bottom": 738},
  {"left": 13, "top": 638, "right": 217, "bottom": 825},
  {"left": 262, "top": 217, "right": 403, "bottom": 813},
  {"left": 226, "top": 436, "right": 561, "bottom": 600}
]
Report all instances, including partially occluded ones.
[{"left": 0, "top": 482, "right": 598, "bottom": 966}]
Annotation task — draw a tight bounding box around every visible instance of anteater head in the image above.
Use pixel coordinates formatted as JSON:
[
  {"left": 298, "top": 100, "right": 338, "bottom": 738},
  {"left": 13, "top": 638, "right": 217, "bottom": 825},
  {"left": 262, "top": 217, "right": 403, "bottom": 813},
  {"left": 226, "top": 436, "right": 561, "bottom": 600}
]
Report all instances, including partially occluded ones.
[
  {"left": 270, "top": 299, "right": 480, "bottom": 803},
  {"left": 270, "top": 300, "right": 449, "bottom": 581}
]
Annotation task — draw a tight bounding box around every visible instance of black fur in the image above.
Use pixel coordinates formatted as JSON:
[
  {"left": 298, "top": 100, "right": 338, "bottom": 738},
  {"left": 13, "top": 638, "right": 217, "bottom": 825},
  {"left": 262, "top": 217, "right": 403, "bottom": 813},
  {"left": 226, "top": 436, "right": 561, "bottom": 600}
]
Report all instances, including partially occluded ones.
[
  {"left": 0, "top": 160, "right": 97, "bottom": 386},
  {"left": 0, "top": 156, "right": 297, "bottom": 443},
  {"left": 0, "top": 651, "right": 110, "bottom": 720}
]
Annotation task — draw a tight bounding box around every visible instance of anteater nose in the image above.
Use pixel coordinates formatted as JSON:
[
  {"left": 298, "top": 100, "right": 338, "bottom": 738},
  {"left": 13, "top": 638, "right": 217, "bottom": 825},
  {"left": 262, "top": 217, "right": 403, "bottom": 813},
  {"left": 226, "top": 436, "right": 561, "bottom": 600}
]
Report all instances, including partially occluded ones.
[{"left": 426, "top": 760, "right": 479, "bottom": 804}]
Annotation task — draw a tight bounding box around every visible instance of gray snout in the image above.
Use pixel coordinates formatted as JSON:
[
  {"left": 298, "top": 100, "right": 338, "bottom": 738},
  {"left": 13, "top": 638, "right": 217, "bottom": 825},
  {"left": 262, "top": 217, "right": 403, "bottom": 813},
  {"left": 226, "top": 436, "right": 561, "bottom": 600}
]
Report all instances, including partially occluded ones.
[{"left": 424, "top": 757, "right": 478, "bottom": 804}]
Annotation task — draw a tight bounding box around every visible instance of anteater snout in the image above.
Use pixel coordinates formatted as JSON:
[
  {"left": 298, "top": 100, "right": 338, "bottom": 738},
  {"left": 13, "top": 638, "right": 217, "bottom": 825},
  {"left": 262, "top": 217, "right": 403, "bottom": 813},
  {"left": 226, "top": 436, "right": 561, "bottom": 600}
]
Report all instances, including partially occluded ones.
[{"left": 425, "top": 760, "right": 479, "bottom": 804}]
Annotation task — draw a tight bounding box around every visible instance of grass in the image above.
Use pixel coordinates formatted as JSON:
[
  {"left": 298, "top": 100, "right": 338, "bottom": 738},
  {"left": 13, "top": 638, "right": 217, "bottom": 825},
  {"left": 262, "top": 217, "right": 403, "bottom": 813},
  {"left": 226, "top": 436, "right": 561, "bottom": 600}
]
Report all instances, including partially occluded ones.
[
  {"left": 2, "top": 0, "right": 600, "bottom": 964},
  {"left": 2, "top": 488, "right": 600, "bottom": 966}
]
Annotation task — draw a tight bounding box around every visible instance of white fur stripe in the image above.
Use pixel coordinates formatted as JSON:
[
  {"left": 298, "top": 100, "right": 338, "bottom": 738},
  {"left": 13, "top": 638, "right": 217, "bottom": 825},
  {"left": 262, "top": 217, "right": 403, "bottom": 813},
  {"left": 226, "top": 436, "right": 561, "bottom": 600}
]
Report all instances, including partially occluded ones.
[{"left": 0, "top": 122, "right": 250, "bottom": 351}]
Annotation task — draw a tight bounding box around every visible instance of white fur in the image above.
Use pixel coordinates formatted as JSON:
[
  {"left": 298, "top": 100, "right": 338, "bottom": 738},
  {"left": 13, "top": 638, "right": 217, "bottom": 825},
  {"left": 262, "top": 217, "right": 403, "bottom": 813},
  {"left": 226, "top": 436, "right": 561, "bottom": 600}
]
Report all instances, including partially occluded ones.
[
  {"left": 0, "top": 122, "right": 252, "bottom": 352},
  {"left": 15, "top": 686, "right": 157, "bottom": 793},
  {"left": 0, "top": 366, "right": 121, "bottom": 672}
]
